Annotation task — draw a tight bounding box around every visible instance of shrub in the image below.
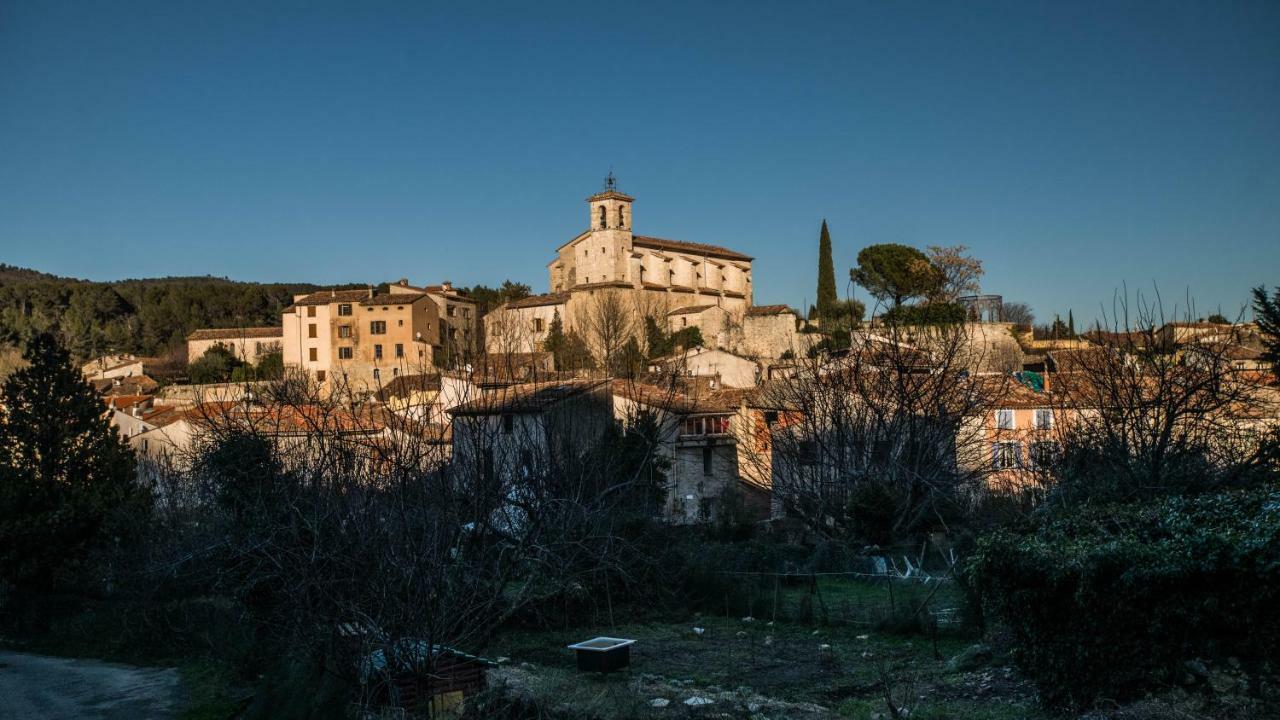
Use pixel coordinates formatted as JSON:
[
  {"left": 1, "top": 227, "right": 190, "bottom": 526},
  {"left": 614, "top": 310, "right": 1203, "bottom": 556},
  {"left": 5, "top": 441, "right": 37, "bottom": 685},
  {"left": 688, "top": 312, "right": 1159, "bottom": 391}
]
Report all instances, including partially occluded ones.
[
  {"left": 967, "top": 487, "right": 1280, "bottom": 710},
  {"left": 880, "top": 302, "right": 966, "bottom": 326}
]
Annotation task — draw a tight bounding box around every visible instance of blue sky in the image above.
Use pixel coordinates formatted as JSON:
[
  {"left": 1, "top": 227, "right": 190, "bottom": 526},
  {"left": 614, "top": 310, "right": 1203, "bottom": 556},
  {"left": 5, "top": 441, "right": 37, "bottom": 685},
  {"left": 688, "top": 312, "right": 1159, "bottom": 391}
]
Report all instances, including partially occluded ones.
[{"left": 2, "top": 1, "right": 1277, "bottom": 326}]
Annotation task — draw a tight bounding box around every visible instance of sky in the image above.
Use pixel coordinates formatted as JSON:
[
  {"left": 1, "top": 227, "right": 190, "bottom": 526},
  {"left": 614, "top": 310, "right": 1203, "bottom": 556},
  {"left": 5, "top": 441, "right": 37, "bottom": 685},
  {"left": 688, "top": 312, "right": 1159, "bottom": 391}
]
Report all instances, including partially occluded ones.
[{"left": 1, "top": 1, "right": 1278, "bottom": 326}]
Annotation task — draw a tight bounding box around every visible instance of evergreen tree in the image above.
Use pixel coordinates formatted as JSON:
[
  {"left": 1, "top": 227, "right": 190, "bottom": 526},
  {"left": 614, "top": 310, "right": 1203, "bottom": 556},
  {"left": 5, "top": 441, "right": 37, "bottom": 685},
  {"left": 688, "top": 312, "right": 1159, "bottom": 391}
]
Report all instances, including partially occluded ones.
[
  {"left": 542, "top": 311, "right": 568, "bottom": 369},
  {"left": 1252, "top": 286, "right": 1280, "bottom": 379},
  {"left": 644, "top": 316, "right": 673, "bottom": 359},
  {"left": 1067, "top": 309, "right": 1076, "bottom": 337},
  {"left": 0, "top": 333, "right": 148, "bottom": 591},
  {"left": 816, "top": 220, "right": 838, "bottom": 319}
]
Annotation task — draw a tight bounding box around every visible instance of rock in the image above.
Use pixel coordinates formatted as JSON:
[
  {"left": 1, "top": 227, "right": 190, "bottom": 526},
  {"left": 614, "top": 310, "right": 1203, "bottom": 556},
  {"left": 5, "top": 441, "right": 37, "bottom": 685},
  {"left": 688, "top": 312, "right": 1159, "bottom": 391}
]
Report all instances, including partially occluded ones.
[
  {"left": 856, "top": 634, "right": 870, "bottom": 640},
  {"left": 763, "top": 636, "right": 774, "bottom": 646},
  {"left": 650, "top": 698, "right": 671, "bottom": 708},
  {"left": 1185, "top": 659, "right": 1209, "bottom": 679},
  {"left": 684, "top": 696, "right": 714, "bottom": 707},
  {"left": 737, "top": 631, "right": 748, "bottom": 639},
  {"left": 743, "top": 616, "right": 756, "bottom": 623},
  {"left": 947, "top": 644, "right": 993, "bottom": 672},
  {"left": 747, "top": 702, "right": 762, "bottom": 712}
]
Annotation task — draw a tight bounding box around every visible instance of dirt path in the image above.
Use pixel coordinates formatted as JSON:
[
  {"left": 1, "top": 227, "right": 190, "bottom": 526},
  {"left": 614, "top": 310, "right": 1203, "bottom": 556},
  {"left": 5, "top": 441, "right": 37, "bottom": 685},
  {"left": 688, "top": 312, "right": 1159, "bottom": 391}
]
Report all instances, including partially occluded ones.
[{"left": 0, "top": 650, "right": 183, "bottom": 720}]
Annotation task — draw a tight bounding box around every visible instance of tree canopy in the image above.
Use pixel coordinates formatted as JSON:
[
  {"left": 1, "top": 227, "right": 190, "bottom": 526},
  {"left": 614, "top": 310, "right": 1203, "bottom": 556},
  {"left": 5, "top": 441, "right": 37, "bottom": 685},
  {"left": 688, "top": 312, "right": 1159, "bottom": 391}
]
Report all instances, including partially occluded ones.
[
  {"left": 850, "top": 243, "right": 940, "bottom": 308},
  {"left": 0, "top": 333, "right": 149, "bottom": 591}
]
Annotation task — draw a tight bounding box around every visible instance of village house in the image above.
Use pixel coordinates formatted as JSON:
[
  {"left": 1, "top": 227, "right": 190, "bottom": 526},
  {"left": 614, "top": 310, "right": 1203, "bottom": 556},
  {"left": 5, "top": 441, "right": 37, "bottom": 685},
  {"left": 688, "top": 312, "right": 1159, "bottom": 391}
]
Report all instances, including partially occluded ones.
[
  {"left": 611, "top": 379, "right": 780, "bottom": 525},
  {"left": 186, "top": 326, "right": 282, "bottom": 365},
  {"left": 647, "top": 346, "right": 763, "bottom": 389},
  {"left": 386, "top": 279, "right": 481, "bottom": 362},
  {"left": 81, "top": 353, "right": 156, "bottom": 381},
  {"left": 282, "top": 288, "right": 439, "bottom": 394},
  {"left": 446, "top": 378, "right": 613, "bottom": 488}
]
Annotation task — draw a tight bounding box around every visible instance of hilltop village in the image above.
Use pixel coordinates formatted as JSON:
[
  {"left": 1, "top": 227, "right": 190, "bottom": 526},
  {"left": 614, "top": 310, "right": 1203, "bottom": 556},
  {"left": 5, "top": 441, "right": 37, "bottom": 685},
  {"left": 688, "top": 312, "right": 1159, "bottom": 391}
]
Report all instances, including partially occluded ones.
[{"left": 74, "top": 180, "right": 1278, "bottom": 530}]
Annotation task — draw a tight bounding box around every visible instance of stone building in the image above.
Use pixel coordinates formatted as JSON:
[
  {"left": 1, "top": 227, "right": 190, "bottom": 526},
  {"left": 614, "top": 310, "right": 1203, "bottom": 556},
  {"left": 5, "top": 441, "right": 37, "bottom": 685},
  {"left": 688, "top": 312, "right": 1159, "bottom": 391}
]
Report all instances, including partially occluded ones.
[
  {"left": 186, "top": 327, "right": 283, "bottom": 366},
  {"left": 484, "top": 178, "right": 757, "bottom": 359},
  {"left": 387, "top": 279, "right": 481, "bottom": 363},
  {"left": 282, "top": 288, "right": 439, "bottom": 394}
]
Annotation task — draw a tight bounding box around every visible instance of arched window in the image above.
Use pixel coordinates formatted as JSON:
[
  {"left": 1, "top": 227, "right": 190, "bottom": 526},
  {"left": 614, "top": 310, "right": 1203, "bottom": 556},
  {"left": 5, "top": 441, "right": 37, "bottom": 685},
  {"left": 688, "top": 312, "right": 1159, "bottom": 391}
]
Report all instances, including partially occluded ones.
[
  {"left": 617, "top": 206, "right": 625, "bottom": 227},
  {"left": 599, "top": 206, "right": 607, "bottom": 228}
]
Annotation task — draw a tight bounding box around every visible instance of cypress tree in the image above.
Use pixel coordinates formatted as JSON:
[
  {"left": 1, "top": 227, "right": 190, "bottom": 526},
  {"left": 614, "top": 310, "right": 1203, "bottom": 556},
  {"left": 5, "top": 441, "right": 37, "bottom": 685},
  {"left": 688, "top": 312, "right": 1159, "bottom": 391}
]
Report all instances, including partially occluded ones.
[
  {"left": 816, "top": 220, "right": 838, "bottom": 319},
  {"left": 1068, "top": 309, "right": 1076, "bottom": 337}
]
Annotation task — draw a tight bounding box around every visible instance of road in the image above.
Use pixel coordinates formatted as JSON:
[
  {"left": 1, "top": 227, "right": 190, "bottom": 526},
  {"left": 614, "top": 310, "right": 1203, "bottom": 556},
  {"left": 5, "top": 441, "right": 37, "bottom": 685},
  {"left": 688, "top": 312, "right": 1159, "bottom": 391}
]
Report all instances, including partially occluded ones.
[{"left": 0, "top": 650, "right": 183, "bottom": 719}]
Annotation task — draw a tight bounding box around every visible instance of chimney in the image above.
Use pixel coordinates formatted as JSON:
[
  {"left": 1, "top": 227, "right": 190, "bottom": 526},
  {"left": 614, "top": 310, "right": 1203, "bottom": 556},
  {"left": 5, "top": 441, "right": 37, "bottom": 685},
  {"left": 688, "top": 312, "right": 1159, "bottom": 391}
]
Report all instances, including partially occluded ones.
[
  {"left": 441, "top": 280, "right": 452, "bottom": 292},
  {"left": 399, "top": 278, "right": 409, "bottom": 286},
  {"left": 330, "top": 289, "right": 336, "bottom": 298},
  {"left": 368, "top": 285, "right": 374, "bottom": 299}
]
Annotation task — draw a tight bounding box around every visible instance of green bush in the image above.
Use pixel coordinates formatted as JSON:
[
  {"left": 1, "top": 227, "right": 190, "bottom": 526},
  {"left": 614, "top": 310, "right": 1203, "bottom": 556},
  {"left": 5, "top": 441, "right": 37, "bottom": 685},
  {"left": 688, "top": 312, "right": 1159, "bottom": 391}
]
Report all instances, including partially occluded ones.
[
  {"left": 880, "top": 302, "right": 966, "bottom": 326},
  {"left": 967, "top": 487, "right": 1280, "bottom": 710}
]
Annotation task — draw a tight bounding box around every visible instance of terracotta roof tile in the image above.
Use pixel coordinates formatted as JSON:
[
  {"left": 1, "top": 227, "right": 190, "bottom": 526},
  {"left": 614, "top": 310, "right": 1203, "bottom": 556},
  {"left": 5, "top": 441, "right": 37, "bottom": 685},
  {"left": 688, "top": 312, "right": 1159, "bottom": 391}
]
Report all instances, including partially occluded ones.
[
  {"left": 187, "top": 327, "right": 282, "bottom": 341},
  {"left": 632, "top": 235, "right": 753, "bottom": 262}
]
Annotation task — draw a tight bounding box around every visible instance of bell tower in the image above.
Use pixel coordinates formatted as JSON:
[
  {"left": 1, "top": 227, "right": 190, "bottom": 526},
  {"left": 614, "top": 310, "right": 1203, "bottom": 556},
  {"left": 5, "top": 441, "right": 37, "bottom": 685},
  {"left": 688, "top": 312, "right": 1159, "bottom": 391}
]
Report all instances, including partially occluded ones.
[
  {"left": 580, "top": 173, "right": 634, "bottom": 284},
  {"left": 587, "top": 172, "right": 633, "bottom": 231}
]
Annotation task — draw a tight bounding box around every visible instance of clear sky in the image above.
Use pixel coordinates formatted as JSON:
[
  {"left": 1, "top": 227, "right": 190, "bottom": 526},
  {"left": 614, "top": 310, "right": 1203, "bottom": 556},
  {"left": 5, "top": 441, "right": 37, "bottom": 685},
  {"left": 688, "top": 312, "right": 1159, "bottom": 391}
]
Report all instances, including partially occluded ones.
[{"left": 2, "top": 1, "right": 1277, "bottom": 326}]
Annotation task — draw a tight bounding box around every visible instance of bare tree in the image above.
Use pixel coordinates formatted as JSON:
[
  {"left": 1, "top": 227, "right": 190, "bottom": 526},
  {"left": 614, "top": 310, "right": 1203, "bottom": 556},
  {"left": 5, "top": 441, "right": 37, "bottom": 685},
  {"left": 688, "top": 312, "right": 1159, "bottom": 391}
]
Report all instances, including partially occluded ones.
[
  {"left": 1044, "top": 295, "right": 1272, "bottom": 505},
  {"left": 925, "top": 245, "right": 984, "bottom": 302},
  {"left": 753, "top": 321, "right": 1006, "bottom": 543},
  {"left": 1002, "top": 302, "right": 1034, "bottom": 329},
  {"left": 577, "top": 291, "right": 635, "bottom": 371}
]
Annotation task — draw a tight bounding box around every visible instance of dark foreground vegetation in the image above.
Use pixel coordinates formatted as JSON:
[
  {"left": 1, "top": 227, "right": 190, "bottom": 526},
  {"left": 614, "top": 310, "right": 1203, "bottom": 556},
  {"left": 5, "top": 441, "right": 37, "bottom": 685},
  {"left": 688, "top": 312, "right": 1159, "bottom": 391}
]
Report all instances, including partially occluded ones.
[{"left": 2, "top": 285, "right": 1279, "bottom": 719}]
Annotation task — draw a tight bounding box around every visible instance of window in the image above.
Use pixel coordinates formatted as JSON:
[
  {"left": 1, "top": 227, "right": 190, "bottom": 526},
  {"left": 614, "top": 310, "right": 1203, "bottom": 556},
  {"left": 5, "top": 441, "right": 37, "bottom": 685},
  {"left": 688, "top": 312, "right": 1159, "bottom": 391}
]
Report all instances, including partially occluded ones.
[
  {"left": 1030, "top": 441, "right": 1059, "bottom": 469},
  {"left": 395, "top": 343, "right": 404, "bottom": 358},
  {"left": 798, "top": 440, "right": 819, "bottom": 466},
  {"left": 316, "top": 370, "right": 326, "bottom": 382},
  {"left": 447, "top": 305, "right": 456, "bottom": 317},
  {"left": 307, "top": 306, "right": 316, "bottom": 317},
  {"left": 702, "top": 446, "right": 713, "bottom": 476},
  {"left": 338, "top": 304, "right": 352, "bottom": 316},
  {"left": 1034, "top": 409, "right": 1054, "bottom": 430},
  {"left": 338, "top": 347, "right": 353, "bottom": 360},
  {"left": 374, "top": 344, "right": 383, "bottom": 359},
  {"left": 996, "top": 409, "right": 1015, "bottom": 430},
  {"left": 698, "top": 497, "right": 713, "bottom": 522},
  {"left": 502, "top": 414, "right": 514, "bottom": 434},
  {"left": 617, "top": 206, "right": 625, "bottom": 227},
  {"left": 992, "top": 441, "right": 1020, "bottom": 470},
  {"left": 392, "top": 367, "right": 398, "bottom": 377},
  {"left": 398, "top": 319, "right": 403, "bottom": 326},
  {"left": 682, "top": 317, "right": 688, "bottom": 327},
  {"left": 533, "top": 318, "right": 545, "bottom": 332},
  {"left": 763, "top": 411, "right": 779, "bottom": 426},
  {"left": 373, "top": 368, "right": 380, "bottom": 380},
  {"left": 672, "top": 495, "right": 687, "bottom": 518},
  {"left": 308, "top": 323, "right": 317, "bottom": 339},
  {"left": 370, "top": 321, "right": 387, "bottom": 335},
  {"left": 598, "top": 205, "right": 606, "bottom": 228},
  {"left": 682, "top": 415, "right": 730, "bottom": 436},
  {"left": 308, "top": 348, "right": 317, "bottom": 362},
  {"left": 338, "top": 325, "right": 351, "bottom": 338}
]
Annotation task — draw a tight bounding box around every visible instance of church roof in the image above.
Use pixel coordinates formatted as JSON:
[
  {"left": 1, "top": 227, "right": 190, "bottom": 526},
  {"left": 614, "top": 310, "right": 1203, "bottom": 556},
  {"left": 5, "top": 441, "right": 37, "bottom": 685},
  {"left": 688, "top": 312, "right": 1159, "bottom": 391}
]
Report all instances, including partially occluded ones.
[
  {"left": 506, "top": 292, "right": 571, "bottom": 309},
  {"left": 632, "top": 236, "right": 753, "bottom": 262},
  {"left": 667, "top": 304, "right": 719, "bottom": 316}
]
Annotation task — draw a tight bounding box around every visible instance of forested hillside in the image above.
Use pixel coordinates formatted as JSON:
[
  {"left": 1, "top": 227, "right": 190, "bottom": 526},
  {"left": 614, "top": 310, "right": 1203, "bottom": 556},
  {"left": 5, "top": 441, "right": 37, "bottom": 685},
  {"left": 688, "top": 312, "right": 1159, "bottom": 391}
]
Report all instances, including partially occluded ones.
[{"left": 0, "top": 264, "right": 341, "bottom": 360}]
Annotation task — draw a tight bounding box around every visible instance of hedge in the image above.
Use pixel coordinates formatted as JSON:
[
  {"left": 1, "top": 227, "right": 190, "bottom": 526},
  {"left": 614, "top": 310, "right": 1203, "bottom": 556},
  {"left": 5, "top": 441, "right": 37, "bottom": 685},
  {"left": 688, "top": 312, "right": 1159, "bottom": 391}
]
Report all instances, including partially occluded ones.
[{"left": 966, "top": 487, "right": 1280, "bottom": 710}]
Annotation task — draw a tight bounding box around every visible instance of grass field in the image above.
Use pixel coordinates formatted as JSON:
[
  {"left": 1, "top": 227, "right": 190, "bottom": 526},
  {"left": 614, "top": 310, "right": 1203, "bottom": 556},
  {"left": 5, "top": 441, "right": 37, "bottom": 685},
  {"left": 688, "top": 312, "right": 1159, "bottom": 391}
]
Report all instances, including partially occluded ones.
[{"left": 485, "top": 578, "right": 1043, "bottom": 719}]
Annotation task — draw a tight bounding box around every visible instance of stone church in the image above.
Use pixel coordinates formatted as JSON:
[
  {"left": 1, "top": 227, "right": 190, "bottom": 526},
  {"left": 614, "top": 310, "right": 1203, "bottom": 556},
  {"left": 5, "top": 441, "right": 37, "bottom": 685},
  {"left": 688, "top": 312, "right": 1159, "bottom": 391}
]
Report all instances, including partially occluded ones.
[{"left": 486, "top": 178, "right": 789, "bottom": 359}]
